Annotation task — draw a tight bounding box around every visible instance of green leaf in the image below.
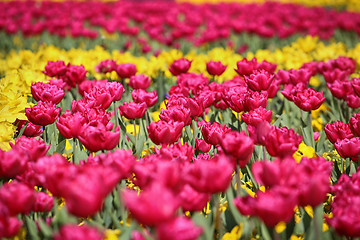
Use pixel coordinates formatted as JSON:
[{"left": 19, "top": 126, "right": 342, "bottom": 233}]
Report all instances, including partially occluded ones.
[
  {"left": 25, "top": 216, "right": 40, "bottom": 240},
  {"left": 225, "top": 186, "right": 243, "bottom": 223},
  {"left": 55, "top": 139, "right": 66, "bottom": 155},
  {"left": 38, "top": 218, "right": 53, "bottom": 238},
  {"left": 192, "top": 212, "right": 215, "bottom": 240},
  {"left": 16, "top": 121, "right": 28, "bottom": 138},
  {"left": 260, "top": 222, "right": 272, "bottom": 240}
]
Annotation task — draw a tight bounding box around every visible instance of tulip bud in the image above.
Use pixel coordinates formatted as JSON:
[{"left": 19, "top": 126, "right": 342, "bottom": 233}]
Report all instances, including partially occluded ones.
[
  {"left": 0, "top": 181, "right": 35, "bottom": 215},
  {"left": 147, "top": 120, "right": 184, "bottom": 145},
  {"left": 11, "top": 136, "right": 50, "bottom": 162},
  {"left": 0, "top": 148, "right": 28, "bottom": 179},
  {"left": 264, "top": 126, "right": 302, "bottom": 158},
  {"left": 116, "top": 63, "right": 137, "bottom": 78},
  {"left": 169, "top": 58, "right": 192, "bottom": 76},
  {"left": 334, "top": 138, "right": 360, "bottom": 162},
  {"left": 54, "top": 224, "right": 103, "bottom": 240},
  {"left": 14, "top": 119, "right": 42, "bottom": 138},
  {"left": 220, "top": 131, "right": 254, "bottom": 167},
  {"left": 129, "top": 74, "right": 152, "bottom": 89},
  {"left": 156, "top": 216, "right": 203, "bottom": 240},
  {"left": 122, "top": 183, "right": 180, "bottom": 226},
  {"left": 78, "top": 124, "right": 120, "bottom": 152},
  {"left": 118, "top": 101, "right": 147, "bottom": 119},
  {"left": 206, "top": 60, "right": 227, "bottom": 76},
  {"left": 132, "top": 89, "right": 158, "bottom": 108}
]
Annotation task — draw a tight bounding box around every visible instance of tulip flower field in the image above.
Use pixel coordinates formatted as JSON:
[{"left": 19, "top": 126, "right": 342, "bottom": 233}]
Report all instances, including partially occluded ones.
[{"left": 1, "top": 0, "right": 360, "bottom": 239}]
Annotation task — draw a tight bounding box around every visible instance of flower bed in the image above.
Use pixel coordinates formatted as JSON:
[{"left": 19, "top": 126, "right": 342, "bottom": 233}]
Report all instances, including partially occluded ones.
[{"left": 0, "top": 1, "right": 360, "bottom": 240}]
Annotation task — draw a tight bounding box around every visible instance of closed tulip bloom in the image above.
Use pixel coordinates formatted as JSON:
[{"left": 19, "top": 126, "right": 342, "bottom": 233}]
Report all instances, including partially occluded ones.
[
  {"left": 235, "top": 58, "right": 258, "bottom": 76},
  {"left": 288, "top": 68, "right": 312, "bottom": 85},
  {"left": 346, "top": 93, "right": 360, "bottom": 109},
  {"left": 33, "top": 192, "right": 54, "bottom": 212},
  {"left": 332, "top": 56, "right": 356, "bottom": 73},
  {"left": 334, "top": 138, "right": 360, "bottom": 161},
  {"left": 206, "top": 60, "right": 227, "bottom": 76},
  {"left": 178, "top": 184, "right": 211, "bottom": 212},
  {"left": 281, "top": 83, "right": 306, "bottom": 101},
  {"left": 132, "top": 89, "right": 158, "bottom": 108},
  {"left": 169, "top": 58, "right": 192, "bottom": 76},
  {"left": 116, "top": 63, "right": 137, "bottom": 78},
  {"left": 220, "top": 131, "right": 254, "bottom": 167},
  {"left": 297, "top": 157, "right": 332, "bottom": 207},
  {"left": 292, "top": 88, "right": 325, "bottom": 111},
  {"left": 353, "top": 78, "right": 360, "bottom": 97},
  {"left": 11, "top": 136, "right": 50, "bottom": 162},
  {"left": 200, "top": 121, "right": 231, "bottom": 146},
  {"left": 54, "top": 224, "right": 103, "bottom": 240},
  {"left": 64, "top": 64, "right": 87, "bottom": 88},
  {"left": 176, "top": 73, "right": 209, "bottom": 96},
  {"left": 14, "top": 119, "right": 42, "bottom": 138},
  {"left": 78, "top": 124, "right": 120, "bottom": 152},
  {"left": 95, "top": 59, "right": 117, "bottom": 73},
  {"left": 0, "top": 148, "right": 28, "bottom": 179},
  {"left": 0, "top": 181, "right": 35, "bottom": 215},
  {"left": 159, "top": 105, "right": 192, "bottom": 126},
  {"left": 56, "top": 110, "right": 87, "bottom": 139},
  {"left": 264, "top": 126, "right": 302, "bottom": 158},
  {"left": 322, "top": 68, "right": 350, "bottom": 84},
  {"left": 195, "top": 139, "right": 212, "bottom": 153},
  {"left": 43, "top": 60, "right": 67, "bottom": 78},
  {"left": 0, "top": 202, "right": 22, "bottom": 238},
  {"left": 350, "top": 113, "right": 360, "bottom": 137},
  {"left": 328, "top": 172, "right": 360, "bottom": 237},
  {"left": 325, "top": 121, "right": 354, "bottom": 144},
  {"left": 106, "top": 81, "right": 125, "bottom": 101},
  {"left": 31, "top": 82, "right": 65, "bottom": 104},
  {"left": 119, "top": 101, "right": 147, "bottom": 119},
  {"left": 327, "top": 80, "right": 353, "bottom": 100},
  {"left": 244, "top": 70, "right": 275, "bottom": 91},
  {"left": 184, "top": 154, "right": 234, "bottom": 194},
  {"left": 87, "top": 149, "right": 136, "bottom": 179},
  {"left": 61, "top": 166, "right": 111, "bottom": 218},
  {"left": 147, "top": 120, "right": 184, "bottom": 145},
  {"left": 156, "top": 217, "right": 203, "bottom": 240},
  {"left": 129, "top": 74, "right": 152, "bottom": 89},
  {"left": 25, "top": 101, "right": 61, "bottom": 126},
  {"left": 241, "top": 107, "right": 273, "bottom": 127},
  {"left": 122, "top": 183, "right": 180, "bottom": 226},
  {"left": 157, "top": 142, "right": 195, "bottom": 163},
  {"left": 252, "top": 157, "right": 299, "bottom": 189},
  {"left": 234, "top": 187, "right": 297, "bottom": 227}
]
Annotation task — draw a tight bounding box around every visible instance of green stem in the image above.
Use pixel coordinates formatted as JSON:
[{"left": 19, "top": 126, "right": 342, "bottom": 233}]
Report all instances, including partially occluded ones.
[
  {"left": 72, "top": 139, "right": 76, "bottom": 164},
  {"left": 237, "top": 112, "right": 241, "bottom": 131},
  {"left": 262, "top": 145, "right": 266, "bottom": 161},
  {"left": 113, "top": 101, "right": 119, "bottom": 128},
  {"left": 133, "top": 120, "right": 137, "bottom": 149},
  {"left": 308, "top": 110, "right": 315, "bottom": 149},
  {"left": 43, "top": 125, "right": 47, "bottom": 144},
  {"left": 235, "top": 165, "right": 242, "bottom": 196}
]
